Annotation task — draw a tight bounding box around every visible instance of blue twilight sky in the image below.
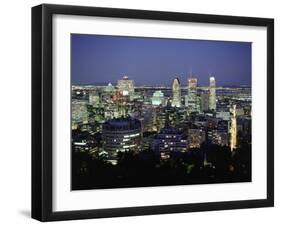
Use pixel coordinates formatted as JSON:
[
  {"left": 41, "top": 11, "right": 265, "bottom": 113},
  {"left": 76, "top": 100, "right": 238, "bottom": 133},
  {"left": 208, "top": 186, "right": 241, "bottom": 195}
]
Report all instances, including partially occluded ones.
[{"left": 71, "top": 34, "right": 252, "bottom": 87}]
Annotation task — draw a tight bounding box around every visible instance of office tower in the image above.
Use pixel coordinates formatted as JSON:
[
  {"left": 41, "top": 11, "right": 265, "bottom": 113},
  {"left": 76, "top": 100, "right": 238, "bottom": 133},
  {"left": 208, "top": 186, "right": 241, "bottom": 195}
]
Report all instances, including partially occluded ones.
[
  {"left": 200, "top": 92, "right": 209, "bottom": 112},
  {"left": 117, "top": 75, "right": 135, "bottom": 97},
  {"left": 151, "top": 90, "right": 165, "bottom": 106},
  {"left": 230, "top": 105, "right": 237, "bottom": 151},
  {"left": 209, "top": 76, "right": 216, "bottom": 111},
  {"left": 188, "top": 78, "right": 197, "bottom": 95},
  {"left": 102, "top": 117, "right": 142, "bottom": 159},
  {"left": 186, "top": 78, "right": 200, "bottom": 113},
  {"left": 171, "top": 78, "right": 181, "bottom": 107}
]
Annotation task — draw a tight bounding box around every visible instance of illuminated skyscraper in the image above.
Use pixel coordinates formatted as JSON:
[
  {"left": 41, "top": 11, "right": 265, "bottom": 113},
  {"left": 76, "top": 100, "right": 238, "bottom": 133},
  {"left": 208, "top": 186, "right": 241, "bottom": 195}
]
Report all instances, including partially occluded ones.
[
  {"left": 188, "top": 78, "right": 197, "bottom": 95},
  {"left": 209, "top": 76, "right": 216, "bottom": 111},
  {"left": 117, "top": 75, "right": 135, "bottom": 98},
  {"left": 171, "top": 78, "right": 181, "bottom": 107},
  {"left": 185, "top": 78, "right": 200, "bottom": 113},
  {"left": 230, "top": 105, "right": 237, "bottom": 151},
  {"left": 151, "top": 90, "right": 165, "bottom": 106}
]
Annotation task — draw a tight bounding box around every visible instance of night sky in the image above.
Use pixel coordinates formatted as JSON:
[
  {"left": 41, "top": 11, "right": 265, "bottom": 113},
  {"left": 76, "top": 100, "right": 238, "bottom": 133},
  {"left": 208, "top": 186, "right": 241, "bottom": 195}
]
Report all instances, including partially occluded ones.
[{"left": 71, "top": 34, "right": 251, "bottom": 87}]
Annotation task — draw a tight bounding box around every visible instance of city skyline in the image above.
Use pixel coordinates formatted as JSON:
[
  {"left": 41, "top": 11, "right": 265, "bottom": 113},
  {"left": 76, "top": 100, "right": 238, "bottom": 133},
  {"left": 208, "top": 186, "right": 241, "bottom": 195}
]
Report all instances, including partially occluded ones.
[
  {"left": 71, "top": 34, "right": 252, "bottom": 87},
  {"left": 71, "top": 34, "right": 252, "bottom": 190}
]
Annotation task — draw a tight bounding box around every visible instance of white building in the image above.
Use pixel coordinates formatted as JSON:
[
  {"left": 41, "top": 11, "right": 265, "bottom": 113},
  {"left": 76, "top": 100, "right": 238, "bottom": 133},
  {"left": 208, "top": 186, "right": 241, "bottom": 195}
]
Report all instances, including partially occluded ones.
[
  {"left": 151, "top": 90, "right": 165, "bottom": 106},
  {"left": 186, "top": 78, "right": 200, "bottom": 113},
  {"left": 209, "top": 76, "right": 216, "bottom": 111},
  {"left": 171, "top": 78, "right": 181, "bottom": 107}
]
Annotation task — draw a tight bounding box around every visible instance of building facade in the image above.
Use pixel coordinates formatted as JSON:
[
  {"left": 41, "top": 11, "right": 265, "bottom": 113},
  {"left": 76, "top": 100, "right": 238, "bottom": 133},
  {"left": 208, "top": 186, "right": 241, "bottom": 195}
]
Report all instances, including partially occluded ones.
[
  {"left": 188, "top": 128, "right": 206, "bottom": 148},
  {"left": 151, "top": 90, "right": 165, "bottom": 106},
  {"left": 171, "top": 78, "right": 181, "bottom": 107},
  {"left": 72, "top": 100, "right": 89, "bottom": 129},
  {"left": 200, "top": 92, "right": 209, "bottom": 112},
  {"left": 117, "top": 75, "right": 135, "bottom": 98},
  {"left": 209, "top": 76, "right": 216, "bottom": 111},
  {"left": 186, "top": 78, "right": 200, "bottom": 113},
  {"left": 102, "top": 117, "right": 142, "bottom": 158},
  {"left": 153, "top": 127, "right": 188, "bottom": 159}
]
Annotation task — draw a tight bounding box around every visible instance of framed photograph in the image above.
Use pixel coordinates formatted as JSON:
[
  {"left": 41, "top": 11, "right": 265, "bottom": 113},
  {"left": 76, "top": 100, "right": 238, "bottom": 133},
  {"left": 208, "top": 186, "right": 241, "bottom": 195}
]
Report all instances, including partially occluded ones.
[{"left": 32, "top": 4, "right": 274, "bottom": 221}]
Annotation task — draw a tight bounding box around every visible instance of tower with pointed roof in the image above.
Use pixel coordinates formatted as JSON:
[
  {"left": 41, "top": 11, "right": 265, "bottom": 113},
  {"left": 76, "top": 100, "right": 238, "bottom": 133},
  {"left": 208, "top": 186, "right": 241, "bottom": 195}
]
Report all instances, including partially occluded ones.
[{"left": 171, "top": 78, "right": 181, "bottom": 107}]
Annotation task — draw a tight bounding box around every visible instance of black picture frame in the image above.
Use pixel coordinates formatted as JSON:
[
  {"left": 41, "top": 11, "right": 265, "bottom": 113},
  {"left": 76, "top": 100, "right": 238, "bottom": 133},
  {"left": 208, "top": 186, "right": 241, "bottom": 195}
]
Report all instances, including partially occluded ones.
[{"left": 32, "top": 3, "right": 274, "bottom": 222}]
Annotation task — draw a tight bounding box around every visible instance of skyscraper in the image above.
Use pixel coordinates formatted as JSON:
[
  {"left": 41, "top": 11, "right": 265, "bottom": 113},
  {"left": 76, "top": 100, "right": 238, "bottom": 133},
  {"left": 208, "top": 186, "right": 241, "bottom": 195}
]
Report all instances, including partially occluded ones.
[
  {"left": 230, "top": 104, "right": 237, "bottom": 151},
  {"left": 117, "top": 75, "right": 135, "bottom": 98},
  {"left": 188, "top": 78, "right": 197, "bottom": 95},
  {"left": 151, "top": 90, "right": 165, "bottom": 106},
  {"left": 171, "top": 78, "right": 181, "bottom": 107},
  {"left": 209, "top": 76, "right": 216, "bottom": 111},
  {"left": 200, "top": 92, "right": 209, "bottom": 112},
  {"left": 185, "top": 78, "right": 200, "bottom": 113}
]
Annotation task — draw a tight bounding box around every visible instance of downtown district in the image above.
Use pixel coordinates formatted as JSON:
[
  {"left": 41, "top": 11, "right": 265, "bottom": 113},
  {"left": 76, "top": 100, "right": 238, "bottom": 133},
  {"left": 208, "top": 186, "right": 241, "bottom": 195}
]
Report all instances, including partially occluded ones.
[{"left": 71, "top": 75, "right": 251, "bottom": 189}]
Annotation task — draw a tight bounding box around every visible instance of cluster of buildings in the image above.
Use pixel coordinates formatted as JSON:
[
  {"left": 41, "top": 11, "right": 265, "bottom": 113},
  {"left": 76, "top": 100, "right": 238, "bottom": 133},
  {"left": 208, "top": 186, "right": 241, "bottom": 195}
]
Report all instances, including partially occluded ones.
[
  {"left": 171, "top": 76, "right": 216, "bottom": 113},
  {"left": 72, "top": 74, "right": 251, "bottom": 163}
]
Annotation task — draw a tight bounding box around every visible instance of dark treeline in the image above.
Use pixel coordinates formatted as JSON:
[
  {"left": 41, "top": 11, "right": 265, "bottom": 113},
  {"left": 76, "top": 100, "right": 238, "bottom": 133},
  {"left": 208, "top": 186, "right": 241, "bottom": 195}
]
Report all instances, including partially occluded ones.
[{"left": 72, "top": 142, "right": 251, "bottom": 190}]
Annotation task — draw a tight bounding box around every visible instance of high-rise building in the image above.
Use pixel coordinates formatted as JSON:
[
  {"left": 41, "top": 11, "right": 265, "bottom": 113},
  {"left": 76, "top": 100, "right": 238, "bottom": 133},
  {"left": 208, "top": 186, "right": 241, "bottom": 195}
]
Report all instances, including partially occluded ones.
[
  {"left": 188, "top": 78, "right": 197, "bottom": 94},
  {"left": 102, "top": 117, "right": 142, "bottom": 159},
  {"left": 209, "top": 76, "right": 216, "bottom": 111},
  {"left": 117, "top": 75, "right": 135, "bottom": 98},
  {"left": 200, "top": 92, "right": 209, "bottom": 112},
  {"left": 171, "top": 78, "right": 181, "bottom": 107},
  {"left": 151, "top": 90, "right": 165, "bottom": 106},
  {"left": 230, "top": 105, "right": 237, "bottom": 151},
  {"left": 185, "top": 78, "right": 200, "bottom": 113}
]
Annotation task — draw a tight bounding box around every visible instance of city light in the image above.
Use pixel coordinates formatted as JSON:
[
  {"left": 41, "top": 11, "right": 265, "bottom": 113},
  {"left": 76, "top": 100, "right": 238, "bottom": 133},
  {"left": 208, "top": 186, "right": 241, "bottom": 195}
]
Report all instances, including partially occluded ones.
[{"left": 71, "top": 35, "right": 252, "bottom": 190}]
